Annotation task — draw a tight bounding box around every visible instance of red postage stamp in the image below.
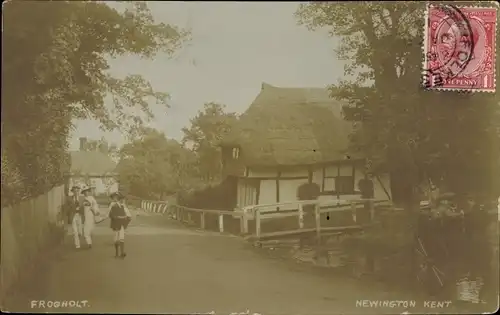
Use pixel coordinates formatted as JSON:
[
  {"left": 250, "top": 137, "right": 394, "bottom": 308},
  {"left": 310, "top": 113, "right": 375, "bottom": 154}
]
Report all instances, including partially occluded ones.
[{"left": 423, "top": 5, "right": 497, "bottom": 92}]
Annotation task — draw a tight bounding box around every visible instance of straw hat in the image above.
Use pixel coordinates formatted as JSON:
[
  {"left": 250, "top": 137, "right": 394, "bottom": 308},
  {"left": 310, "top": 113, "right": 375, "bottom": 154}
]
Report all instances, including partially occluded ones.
[
  {"left": 80, "top": 185, "right": 92, "bottom": 193},
  {"left": 110, "top": 191, "right": 124, "bottom": 200}
]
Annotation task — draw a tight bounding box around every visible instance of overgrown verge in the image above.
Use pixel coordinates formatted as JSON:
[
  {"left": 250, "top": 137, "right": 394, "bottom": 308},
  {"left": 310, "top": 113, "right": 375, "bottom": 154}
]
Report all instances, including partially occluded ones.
[
  {"left": 0, "top": 185, "right": 66, "bottom": 309},
  {"left": 340, "top": 208, "right": 499, "bottom": 308}
]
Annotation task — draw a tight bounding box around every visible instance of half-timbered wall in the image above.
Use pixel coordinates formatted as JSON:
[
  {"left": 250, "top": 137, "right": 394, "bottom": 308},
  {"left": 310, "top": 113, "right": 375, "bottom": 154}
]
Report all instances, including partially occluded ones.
[
  {"left": 278, "top": 178, "right": 309, "bottom": 210},
  {"left": 237, "top": 178, "right": 258, "bottom": 208},
  {"left": 235, "top": 162, "right": 392, "bottom": 210}
]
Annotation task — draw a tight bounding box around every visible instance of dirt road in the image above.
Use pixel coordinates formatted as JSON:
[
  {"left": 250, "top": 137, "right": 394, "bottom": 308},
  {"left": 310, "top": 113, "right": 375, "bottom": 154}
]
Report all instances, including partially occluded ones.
[{"left": 3, "top": 210, "right": 477, "bottom": 314}]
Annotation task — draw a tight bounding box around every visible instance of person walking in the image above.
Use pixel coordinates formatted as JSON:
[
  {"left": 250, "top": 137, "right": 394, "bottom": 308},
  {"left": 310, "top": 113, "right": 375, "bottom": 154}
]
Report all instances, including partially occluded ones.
[
  {"left": 80, "top": 185, "right": 99, "bottom": 249},
  {"left": 67, "top": 185, "right": 85, "bottom": 249},
  {"left": 109, "top": 192, "right": 132, "bottom": 258}
]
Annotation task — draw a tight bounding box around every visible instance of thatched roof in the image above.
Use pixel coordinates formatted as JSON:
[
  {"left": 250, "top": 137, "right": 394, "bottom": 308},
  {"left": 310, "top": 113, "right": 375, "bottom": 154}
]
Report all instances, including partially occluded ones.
[
  {"left": 69, "top": 151, "right": 117, "bottom": 176},
  {"left": 222, "top": 83, "right": 355, "bottom": 166}
]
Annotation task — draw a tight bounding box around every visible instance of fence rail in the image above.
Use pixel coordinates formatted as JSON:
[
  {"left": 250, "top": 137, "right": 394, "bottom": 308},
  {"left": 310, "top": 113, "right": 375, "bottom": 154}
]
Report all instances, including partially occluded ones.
[
  {"left": 138, "top": 198, "right": 392, "bottom": 239},
  {"left": 247, "top": 199, "right": 390, "bottom": 240}
]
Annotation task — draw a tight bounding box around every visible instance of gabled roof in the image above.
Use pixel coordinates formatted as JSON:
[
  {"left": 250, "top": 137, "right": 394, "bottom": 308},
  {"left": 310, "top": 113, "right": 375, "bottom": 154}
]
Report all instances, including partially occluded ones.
[
  {"left": 69, "top": 151, "right": 117, "bottom": 176},
  {"left": 222, "top": 83, "right": 355, "bottom": 166}
]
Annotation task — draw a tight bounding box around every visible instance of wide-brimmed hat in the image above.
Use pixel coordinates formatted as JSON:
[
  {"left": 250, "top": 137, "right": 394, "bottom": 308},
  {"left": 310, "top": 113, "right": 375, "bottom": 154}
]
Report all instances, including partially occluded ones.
[
  {"left": 110, "top": 192, "right": 124, "bottom": 200},
  {"left": 80, "top": 185, "right": 92, "bottom": 193}
]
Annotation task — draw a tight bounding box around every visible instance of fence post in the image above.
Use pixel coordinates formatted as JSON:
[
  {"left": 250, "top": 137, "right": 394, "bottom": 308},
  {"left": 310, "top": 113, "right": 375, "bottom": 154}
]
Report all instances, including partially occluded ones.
[
  {"left": 351, "top": 201, "right": 357, "bottom": 223},
  {"left": 314, "top": 203, "right": 324, "bottom": 263},
  {"left": 255, "top": 209, "right": 261, "bottom": 239},
  {"left": 218, "top": 214, "right": 224, "bottom": 233},
  {"left": 241, "top": 209, "right": 249, "bottom": 234},
  {"left": 200, "top": 212, "right": 205, "bottom": 229},
  {"left": 176, "top": 206, "right": 180, "bottom": 220},
  {"left": 315, "top": 203, "right": 321, "bottom": 241},
  {"left": 298, "top": 203, "right": 304, "bottom": 229},
  {"left": 187, "top": 212, "right": 192, "bottom": 224},
  {"left": 369, "top": 200, "right": 375, "bottom": 222}
]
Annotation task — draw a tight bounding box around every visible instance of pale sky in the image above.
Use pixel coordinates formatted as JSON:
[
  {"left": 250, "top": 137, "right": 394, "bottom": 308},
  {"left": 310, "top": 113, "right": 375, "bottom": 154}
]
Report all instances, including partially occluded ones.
[{"left": 69, "top": 2, "right": 345, "bottom": 150}]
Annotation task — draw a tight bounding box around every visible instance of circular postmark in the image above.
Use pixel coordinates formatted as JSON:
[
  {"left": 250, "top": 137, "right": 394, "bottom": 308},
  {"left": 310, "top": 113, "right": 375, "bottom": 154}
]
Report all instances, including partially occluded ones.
[{"left": 422, "top": 4, "right": 476, "bottom": 90}]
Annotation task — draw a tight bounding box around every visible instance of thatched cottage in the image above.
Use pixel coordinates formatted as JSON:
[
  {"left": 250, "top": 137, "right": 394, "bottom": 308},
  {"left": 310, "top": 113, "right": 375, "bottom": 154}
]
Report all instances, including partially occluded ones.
[{"left": 220, "top": 83, "right": 391, "bottom": 211}]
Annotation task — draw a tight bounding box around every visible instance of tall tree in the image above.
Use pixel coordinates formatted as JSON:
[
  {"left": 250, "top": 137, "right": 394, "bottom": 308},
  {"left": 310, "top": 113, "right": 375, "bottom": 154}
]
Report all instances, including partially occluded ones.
[
  {"left": 297, "top": 2, "right": 500, "bottom": 300},
  {"left": 296, "top": 2, "right": 500, "bottom": 207},
  {"left": 117, "top": 128, "right": 198, "bottom": 199},
  {"left": 2, "top": 1, "right": 188, "bottom": 205},
  {"left": 182, "top": 102, "right": 238, "bottom": 183}
]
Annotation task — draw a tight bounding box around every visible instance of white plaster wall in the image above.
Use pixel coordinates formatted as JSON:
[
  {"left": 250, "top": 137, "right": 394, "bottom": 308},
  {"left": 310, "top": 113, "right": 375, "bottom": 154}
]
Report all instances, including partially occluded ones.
[
  {"left": 279, "top": 178, "right": 309, "bottom": 210},
  {"left": 339, "top": 164, "right": 353, "bottom": 176},
  {"left": 247, "top": 167, "right": 277, "bottom": 178},
  {"left": 280, "top": 168, "right": 308, "bottom": 177},
  {"left": 374, "top": 173, "right": 392, "bottom": 200},
  {"left": 247, "top": 166, "right": 309, "bottom": 178},
  {"left": 243, "top": 164, "right": 392, "bottom": 208},
  {"left": 324, "top": 177, "right": 336, "bottom": 191},
  {"left": 312, "top": 167, "right": 323, "bottom": 187},
  {"left": 259, "top": 179, "right": 277, "bottom": 205},
  {"left": 324, "top": 165, "right": 338, "bottom": 177},
  {"left": 354, "top": 168, "right": 364, "bottom": 191},
  {"left": 237, "top": 180, "right": 257, "bottom": 208}
]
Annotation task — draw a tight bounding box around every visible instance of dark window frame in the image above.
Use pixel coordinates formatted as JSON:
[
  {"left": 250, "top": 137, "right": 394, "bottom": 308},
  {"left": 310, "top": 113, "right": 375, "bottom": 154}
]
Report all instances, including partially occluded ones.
[
  {"left": 320, "top": 175, "right": 356, "bottom": 195},
  {"left": 335, "top": 176, "right": 355, "bottom": 194}
]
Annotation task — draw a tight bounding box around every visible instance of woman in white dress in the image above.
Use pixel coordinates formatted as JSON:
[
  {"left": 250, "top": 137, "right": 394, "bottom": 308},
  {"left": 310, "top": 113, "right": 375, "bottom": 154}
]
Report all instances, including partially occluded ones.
[{"left": 80, "top": 185, "right": 99, "bottom": 249}]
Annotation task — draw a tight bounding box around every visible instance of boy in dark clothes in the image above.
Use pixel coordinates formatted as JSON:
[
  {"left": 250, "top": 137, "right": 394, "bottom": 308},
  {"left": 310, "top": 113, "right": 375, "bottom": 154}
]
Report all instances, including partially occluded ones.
[{"left": 108, "top": 192, "right": 132, "bottom": 258}]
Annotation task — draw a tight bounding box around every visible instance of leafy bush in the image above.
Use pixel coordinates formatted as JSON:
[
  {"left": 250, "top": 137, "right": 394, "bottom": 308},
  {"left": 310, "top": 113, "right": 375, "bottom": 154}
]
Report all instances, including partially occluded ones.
[
  {"left": 297, "top": 182, "right": 321, "bottom": 201},
  {"left": 178, "top": 177, "right": 238, "bottom": 211}
]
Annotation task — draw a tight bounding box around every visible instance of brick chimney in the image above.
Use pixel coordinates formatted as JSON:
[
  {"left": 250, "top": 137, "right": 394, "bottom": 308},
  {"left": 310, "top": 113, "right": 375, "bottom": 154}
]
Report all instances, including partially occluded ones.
[{"left": 79, "top": 137, "right": 87, "bottom": 151}]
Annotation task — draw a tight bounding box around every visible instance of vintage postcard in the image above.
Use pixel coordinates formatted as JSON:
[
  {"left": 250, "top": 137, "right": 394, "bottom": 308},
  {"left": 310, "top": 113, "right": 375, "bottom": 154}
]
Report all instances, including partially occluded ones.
[{"left": 2, "top": 1, "right": 499, "bottom": 315}]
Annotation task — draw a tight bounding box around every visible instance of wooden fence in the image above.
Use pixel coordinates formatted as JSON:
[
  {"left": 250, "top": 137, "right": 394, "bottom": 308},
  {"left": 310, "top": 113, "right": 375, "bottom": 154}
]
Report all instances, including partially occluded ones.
[
  {"left": 138, "top": 198, "right": 392, "bottom": 239},
  {"left": 245, "top": 198, "right": 391, "bottom": 240},
  {"left": 0, "top": 185, "right": 66, "bottom": 301}
]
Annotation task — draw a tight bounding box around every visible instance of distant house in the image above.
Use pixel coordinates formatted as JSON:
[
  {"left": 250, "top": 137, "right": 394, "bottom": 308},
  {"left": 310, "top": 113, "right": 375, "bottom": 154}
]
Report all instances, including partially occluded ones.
[
  {"left": 67, "top": 137, "right": 118, "bottom": 196},
  {"left": 220, "top": 83, "right": 391, "bottom": 211}
]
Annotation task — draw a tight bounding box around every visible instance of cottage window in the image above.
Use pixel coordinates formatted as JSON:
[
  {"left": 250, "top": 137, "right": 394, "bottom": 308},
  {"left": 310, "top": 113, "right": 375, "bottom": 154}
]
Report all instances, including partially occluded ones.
[
  {"left": 232, "top": 147, "right": 240, "bottom": 159},
  {"left": 335, "top": 176, "right": 354, "bottom": 194}
]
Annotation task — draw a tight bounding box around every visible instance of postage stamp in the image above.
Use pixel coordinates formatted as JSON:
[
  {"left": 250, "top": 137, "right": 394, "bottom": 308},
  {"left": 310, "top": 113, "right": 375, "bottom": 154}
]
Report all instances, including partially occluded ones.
[{"left": 422, "top": 4, "right": 497, "bottom": 92}]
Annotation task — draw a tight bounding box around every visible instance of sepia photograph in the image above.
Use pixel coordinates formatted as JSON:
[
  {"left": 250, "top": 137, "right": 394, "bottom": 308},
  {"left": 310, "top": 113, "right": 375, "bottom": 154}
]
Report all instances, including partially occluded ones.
[{"left": 1, "top": 1, "right": 499, "bottom": 314}]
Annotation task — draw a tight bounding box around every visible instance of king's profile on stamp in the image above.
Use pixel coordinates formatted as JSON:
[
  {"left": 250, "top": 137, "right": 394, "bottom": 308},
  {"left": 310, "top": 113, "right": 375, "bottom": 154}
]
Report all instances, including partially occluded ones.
[{"left": 423, "top": 4, "right": 497, "bottom": 92}]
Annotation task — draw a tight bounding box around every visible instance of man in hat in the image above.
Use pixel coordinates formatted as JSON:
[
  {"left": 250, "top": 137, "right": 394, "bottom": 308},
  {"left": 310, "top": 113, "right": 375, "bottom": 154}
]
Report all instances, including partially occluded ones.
[
  {"left": 66, "top": 185, "right": 84, "bottom": 249},
  {"left": 108, "top": 192, "right": 132, "bottom": 258},
  {"left": 80, "top": 185, "right": 100, "bottom": 249}
]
